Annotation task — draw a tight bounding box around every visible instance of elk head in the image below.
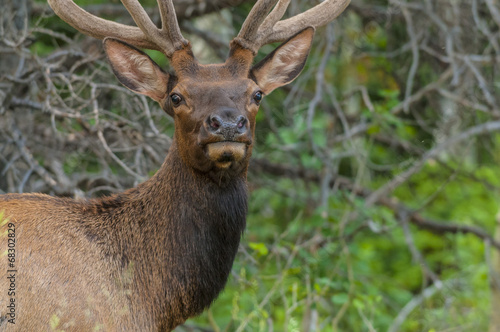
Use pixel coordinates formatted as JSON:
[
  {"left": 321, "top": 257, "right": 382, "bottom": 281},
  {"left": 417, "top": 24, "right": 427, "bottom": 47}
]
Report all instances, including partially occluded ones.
[{"left": 48, "top": 0, "right": 350, "bottom": 181}]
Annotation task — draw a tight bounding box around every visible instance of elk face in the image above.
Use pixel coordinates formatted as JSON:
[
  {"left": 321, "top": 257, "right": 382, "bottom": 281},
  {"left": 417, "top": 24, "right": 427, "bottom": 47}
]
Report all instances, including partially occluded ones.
[
  {"left": 103, "top": 28, "right": 314, "bottom": 178},
  {"left": 167, "top": 75, "right": 260, "bottom": 173}
]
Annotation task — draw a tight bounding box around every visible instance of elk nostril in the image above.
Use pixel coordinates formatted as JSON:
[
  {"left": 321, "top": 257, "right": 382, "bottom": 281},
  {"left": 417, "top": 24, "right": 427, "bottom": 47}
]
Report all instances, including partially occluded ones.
[
  {"left": 209, "top": 116, "right": 222, "bottom": 130},
  {"left": 237, "top": 117, "right": 246, "bottom": 129}
]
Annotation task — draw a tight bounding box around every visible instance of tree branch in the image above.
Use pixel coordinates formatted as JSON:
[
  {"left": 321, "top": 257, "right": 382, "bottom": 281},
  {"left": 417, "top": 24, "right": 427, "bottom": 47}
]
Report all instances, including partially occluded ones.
[{"left": 250, "top": 158, "right": 500, "bottom": 250}]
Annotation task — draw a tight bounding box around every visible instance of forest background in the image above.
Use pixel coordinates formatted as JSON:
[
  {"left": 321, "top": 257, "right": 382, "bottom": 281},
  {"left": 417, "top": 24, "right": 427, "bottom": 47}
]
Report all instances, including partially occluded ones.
[{"left": 1, "top": 0, "right": 500, "bottom": 331}]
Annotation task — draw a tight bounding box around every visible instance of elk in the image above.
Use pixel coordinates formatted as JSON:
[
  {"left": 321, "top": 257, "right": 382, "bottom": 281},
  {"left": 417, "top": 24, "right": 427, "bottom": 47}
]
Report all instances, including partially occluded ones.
[{"left": 0, "top": 0, "right": 349, "bottom": 330}]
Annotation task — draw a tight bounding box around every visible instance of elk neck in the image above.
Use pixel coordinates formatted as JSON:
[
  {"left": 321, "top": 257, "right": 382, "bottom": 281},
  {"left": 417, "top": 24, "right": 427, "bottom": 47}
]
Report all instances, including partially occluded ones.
[{"left": 80, "top": 138, "right": 248, "bottom": 323}]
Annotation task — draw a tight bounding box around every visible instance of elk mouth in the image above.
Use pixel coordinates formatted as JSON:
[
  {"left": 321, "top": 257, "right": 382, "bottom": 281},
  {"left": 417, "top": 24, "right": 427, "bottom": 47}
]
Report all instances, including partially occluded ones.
[{"left": 206, "top": 142, "right": 247, "bottom": 169}]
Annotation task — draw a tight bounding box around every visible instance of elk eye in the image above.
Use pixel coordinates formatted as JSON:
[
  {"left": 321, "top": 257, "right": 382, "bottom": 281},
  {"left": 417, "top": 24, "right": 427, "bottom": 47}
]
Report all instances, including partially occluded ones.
[
  {"left": 170, "top": 94, "right": 182, "bottom": 106},
  {"left": 253, "top": 91, "right": 263, "bottom": 104}
]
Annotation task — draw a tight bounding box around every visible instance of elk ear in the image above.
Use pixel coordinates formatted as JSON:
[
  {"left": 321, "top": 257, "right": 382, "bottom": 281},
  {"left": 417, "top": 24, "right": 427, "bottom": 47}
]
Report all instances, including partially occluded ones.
[
  {"left": 103, "top": 37, "right": 170, "bottom": 103},
  {"left": 251, "top": 27, "right": 314, "bottom": 95}
]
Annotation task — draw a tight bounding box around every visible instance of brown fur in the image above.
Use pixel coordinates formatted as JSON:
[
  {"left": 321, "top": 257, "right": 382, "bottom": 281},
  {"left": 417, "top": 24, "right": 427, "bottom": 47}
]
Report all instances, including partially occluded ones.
[{"left": 0, "top": 29, "right": 314, "bottom": 331}]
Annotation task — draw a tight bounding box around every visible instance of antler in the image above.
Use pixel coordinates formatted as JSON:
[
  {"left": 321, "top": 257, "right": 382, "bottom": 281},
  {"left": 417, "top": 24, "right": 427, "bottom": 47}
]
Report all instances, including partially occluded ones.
[
  {"left": 232, "top": 0, "right": 351, "bottom": 54},
  {"left": 47, "top": 0, "right": 188, "bottom": 57}
]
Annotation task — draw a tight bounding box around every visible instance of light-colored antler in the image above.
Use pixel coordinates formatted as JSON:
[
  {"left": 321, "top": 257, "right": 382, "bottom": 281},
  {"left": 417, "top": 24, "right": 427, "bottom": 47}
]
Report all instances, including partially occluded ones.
[
  {"left": 233, "top": 0, "right": 351, "bottom": 54},
  {"left": 47, "top": 0, "right": 188, "bottom": 57}
]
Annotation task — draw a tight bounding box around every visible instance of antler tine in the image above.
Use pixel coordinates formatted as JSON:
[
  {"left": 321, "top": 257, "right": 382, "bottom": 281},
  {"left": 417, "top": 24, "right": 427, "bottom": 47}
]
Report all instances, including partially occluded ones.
[
  {"left": 232, "top": 0, "right": 351, "bottom": 54},
  {"left": 157, "top": 0, "right": 186, "bottom": 49},
  {"left": 48, "top": 0, "right": 160, "bottom": 50},
  {"left": 48, "top": 0, "right": 188, "bottom": 57},
  {"left": 120, "top": 0, "right": 163, "bottom": 46},
  {"left": 236, "top": 0, "right": 279, "bottom": 50},
  {"left": 259, "top": 0, "right": 291, "bottom": 33},
  {"left": 121, "top": 0, "right": 187, "bottom": 57},
  {"left": 267, "top": 0, "right": 351, "bottom": 44}
]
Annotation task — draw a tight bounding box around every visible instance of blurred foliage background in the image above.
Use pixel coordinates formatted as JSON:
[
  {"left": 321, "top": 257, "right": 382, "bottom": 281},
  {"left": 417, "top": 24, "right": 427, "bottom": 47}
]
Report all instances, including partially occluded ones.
[{"left": 1, "top": 0, "right": 500, "bottom": 331}]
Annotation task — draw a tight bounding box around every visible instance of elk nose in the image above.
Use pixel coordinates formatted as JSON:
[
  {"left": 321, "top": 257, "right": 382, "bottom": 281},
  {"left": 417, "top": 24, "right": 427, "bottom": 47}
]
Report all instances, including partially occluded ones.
[{"left": 207, "top": 112, "right": 248, "bottom": 141}]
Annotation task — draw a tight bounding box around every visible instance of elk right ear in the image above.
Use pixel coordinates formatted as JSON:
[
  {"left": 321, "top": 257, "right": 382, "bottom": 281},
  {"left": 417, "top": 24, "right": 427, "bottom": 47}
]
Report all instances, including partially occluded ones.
[{"left": 103, "top": 38, "right": 170, "bottom": 104}]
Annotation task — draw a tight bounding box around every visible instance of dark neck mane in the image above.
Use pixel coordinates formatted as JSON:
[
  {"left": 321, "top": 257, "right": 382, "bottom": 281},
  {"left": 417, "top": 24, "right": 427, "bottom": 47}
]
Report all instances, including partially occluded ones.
[{"left": 84, "top": 141, "right": 248, "bottom": 329}]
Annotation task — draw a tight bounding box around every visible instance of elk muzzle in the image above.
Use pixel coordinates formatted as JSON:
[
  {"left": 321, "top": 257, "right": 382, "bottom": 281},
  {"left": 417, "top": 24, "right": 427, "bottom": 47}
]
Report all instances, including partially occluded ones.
[
  {"left": 206, "top": 142, "right": 247, "bottom": 169},
  {"left": 204, "top": 108, "right": 250, "bottom": 169}
]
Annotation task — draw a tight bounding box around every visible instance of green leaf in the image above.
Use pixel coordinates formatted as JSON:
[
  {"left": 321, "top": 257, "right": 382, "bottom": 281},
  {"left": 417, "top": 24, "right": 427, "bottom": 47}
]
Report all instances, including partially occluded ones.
[
  {"left": 332, "top": 293, "right": 349, "bottom": 305},
  {"left": 248, "top": 242, "right": 269, "bottom": 257},
  {"left": 353, "top": 298, "right": 365, "bottom": 310}
]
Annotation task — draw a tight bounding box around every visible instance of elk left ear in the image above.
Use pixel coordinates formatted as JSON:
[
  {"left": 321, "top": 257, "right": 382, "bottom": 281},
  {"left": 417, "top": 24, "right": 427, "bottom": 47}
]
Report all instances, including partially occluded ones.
[{"left": 251, "top": 27, "right": 314, "bottom": 95}]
